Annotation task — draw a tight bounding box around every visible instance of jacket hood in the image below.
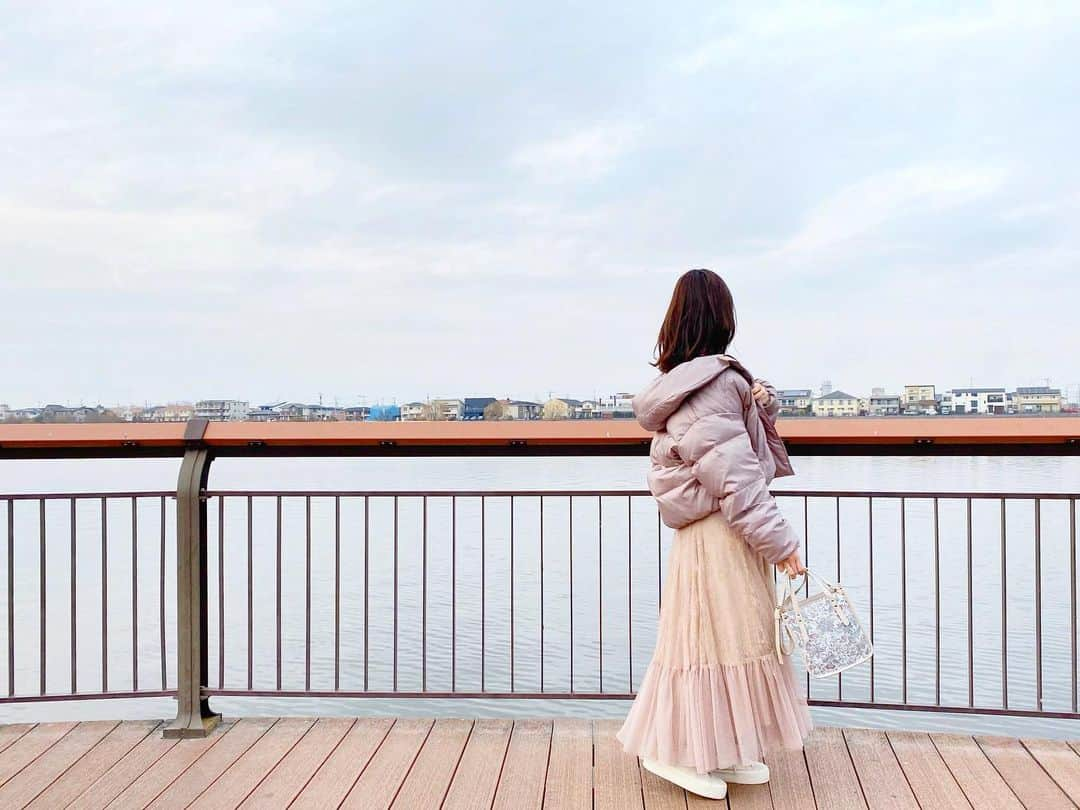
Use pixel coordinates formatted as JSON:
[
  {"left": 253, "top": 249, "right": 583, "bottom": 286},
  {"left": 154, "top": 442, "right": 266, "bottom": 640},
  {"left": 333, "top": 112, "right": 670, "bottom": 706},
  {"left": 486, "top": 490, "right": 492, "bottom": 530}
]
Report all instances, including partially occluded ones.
[{"left": 632, "top": 354, "right": 740, "bottom": 432}]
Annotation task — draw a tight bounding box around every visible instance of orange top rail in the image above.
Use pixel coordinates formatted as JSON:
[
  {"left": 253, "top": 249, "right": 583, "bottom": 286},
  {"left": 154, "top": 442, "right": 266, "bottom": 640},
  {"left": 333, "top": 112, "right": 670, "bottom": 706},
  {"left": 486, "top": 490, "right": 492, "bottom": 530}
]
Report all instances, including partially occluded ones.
[{"left": 0, "top": 417, "right": 1077, "bottom": 457}]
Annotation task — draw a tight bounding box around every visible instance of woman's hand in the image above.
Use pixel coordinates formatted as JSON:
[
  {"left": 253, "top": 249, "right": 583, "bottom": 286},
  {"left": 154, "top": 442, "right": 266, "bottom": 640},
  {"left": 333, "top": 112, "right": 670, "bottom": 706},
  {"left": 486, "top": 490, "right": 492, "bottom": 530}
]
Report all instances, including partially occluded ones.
[
  {"left": 751, "top": 382, "right": 772, "bottom": 407},
  {"left": 776, "top": 551, "right": 806, "bottom": 579}
]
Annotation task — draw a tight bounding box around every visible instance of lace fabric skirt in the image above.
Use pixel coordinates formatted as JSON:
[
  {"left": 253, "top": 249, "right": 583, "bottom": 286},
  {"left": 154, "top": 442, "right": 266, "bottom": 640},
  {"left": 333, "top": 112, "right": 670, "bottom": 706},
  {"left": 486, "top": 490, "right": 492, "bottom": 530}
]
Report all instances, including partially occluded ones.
[{"left": 616, "top": 509, "right": 813, "bottom": 773}]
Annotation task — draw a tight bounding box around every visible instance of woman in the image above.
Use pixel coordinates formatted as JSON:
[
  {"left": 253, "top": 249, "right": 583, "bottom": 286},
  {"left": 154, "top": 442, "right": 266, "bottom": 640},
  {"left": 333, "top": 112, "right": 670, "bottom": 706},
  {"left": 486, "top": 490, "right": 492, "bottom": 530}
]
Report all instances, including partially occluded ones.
[{"left": 615, "top": 269, "right": 813, "bottom": 800}]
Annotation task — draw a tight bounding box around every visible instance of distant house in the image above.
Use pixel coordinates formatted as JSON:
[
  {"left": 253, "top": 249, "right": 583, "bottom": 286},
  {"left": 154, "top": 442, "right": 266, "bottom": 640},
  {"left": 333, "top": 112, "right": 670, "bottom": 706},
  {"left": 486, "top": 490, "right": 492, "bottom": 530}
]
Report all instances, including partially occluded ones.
[
  {"left": 146, "top": 403, "right": 195, "bottom": 422},
  {"left": 401, "top": 402, "right": 426, "bottom": 421},
  {"left": 1013, "top": 386, "right": 1063, "bottom": 413},
  {"left": 867, "top": 390, "right": 902, "bottom": 416},
  {"left": 542, "top": 397, "right": 586, "bottom": 419},
  {"left": 247, "top": 402, "right": 288, "bottom": 421},
  {"left": 463, "top": 397, "right": 497, "bottom": 420},
  {"left": 0, "top": 404, "right": 9, "bottom": 421},
  {"left": 578, "top": 400, "right": 601, "bottom": 418},
  {"left": 505, "top": 400, "right": 542, "bottom": 420},
  {"left": 341, "top": 406, "right": 370, "bottom": 421},
  {"left": 903, "top": 384, "right": 937, "bottom": 414},
  {"left": 812, "top": 390, "right": 860, "bottom": 417},
  {"left": 431, "top": 398, "right": 464, "bottom": 420},
  {"left": 776, "top": 389, "right": 813, "bottom": 416}
]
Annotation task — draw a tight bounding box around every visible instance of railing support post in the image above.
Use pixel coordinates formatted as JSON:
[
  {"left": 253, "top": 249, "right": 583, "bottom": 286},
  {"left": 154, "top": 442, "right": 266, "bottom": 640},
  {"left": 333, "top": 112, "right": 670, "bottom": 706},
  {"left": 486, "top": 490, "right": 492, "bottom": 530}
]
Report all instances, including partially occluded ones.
[{"left": 164, "top": 419, "right": 219, "bottom": 738}]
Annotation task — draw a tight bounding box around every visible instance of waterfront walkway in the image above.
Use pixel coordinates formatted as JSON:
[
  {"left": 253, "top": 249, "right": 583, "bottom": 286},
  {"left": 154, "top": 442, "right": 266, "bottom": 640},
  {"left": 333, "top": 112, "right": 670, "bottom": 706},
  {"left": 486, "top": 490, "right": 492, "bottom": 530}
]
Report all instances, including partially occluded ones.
[{"left": 0, "top": 717, "right": 1077, "bottom": 808}]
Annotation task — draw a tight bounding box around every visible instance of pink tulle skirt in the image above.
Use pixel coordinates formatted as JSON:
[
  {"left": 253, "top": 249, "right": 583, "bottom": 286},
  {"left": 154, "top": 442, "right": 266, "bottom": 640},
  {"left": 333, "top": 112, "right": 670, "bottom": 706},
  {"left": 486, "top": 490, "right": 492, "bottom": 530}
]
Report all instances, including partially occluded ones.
[{"left": 616, "top": 510, "right": 813, "bottom": 773}]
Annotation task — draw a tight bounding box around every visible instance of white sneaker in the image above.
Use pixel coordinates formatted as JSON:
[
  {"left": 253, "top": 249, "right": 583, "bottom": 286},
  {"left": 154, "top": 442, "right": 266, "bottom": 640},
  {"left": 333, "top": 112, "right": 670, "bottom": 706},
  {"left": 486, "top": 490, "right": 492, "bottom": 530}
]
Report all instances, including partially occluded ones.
[
  {"left": 711, "top": 760, "right": 770, "bottom": 784},
  {"left": 641, "top": 758, "right": 727, "bottom": 799}
]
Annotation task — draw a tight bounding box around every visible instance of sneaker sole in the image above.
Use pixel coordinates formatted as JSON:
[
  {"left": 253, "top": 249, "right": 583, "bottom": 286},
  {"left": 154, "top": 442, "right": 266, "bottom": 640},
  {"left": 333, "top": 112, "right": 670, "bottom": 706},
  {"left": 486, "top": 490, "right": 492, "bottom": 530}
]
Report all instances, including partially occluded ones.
[
  {"left": 642, "top": 759, "right": 728, "bottom": 800},
  {"left": 713, "top": 769, "right": 770, "bottom": 785}
]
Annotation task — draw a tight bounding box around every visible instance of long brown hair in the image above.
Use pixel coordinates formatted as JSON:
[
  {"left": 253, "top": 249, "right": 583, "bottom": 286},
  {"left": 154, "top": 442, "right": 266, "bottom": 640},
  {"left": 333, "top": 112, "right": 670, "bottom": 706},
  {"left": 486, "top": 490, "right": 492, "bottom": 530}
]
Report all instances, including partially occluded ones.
[{"left": 651, "top": 269, "right": 737, "bottom": 373}]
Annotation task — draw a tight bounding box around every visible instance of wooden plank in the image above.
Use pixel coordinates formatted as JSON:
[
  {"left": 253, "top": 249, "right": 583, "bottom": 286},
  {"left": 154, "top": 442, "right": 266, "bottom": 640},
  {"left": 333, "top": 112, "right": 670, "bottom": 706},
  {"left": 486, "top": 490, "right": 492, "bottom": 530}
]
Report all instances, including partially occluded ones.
[
  {"left": 87, "top": 719, "right": 233, "bottom": 808},
  {"left": 844, "top": 727, "right": 918, "bottom": 809},
  {"left": 885, "top": 731, "right": 968, "bottom": 810},
  {"left": 142, "top": 717, "right": 277, "bottom": 808},
  {"left": 1021, "top": 738, "right": 1080, "bottom": 802},
  {"left": 71, "top": 722, "right": 186, "bottom": 808},
  {"left": 638, "top": 758, "right": 687, "bottom": 810},
  {"left": 594, "top": 719, "right": 644, "bottom": 810},
  {"left": 0, "top": 722, "right": 76, "bottom": 788},
  {"left": 442, "top": 718, "right": 513, "bottom": 810},
  {"left": 544, "top": 718, "right": 594, "bottom": 810},
  {"left": 391, "top": 718, "right": 473, "bottom": 809},
  {"left": 0, "top": 724, "right": 35, "bottom": 756},
  {"left": 26, "top": 720, "right": 160, "bottom": 809},
  {"left": 291, "top": 717, "right": 393, "bottom": 809},
  {"left": 190, "top": 717, "right": 314, "bottom": 808},
  {"left": 977, "top": 735, "right": 1073, "bottom": 809},
  {"left": 931, "top": 733, "right": 1022, "bottom": 810},
  {"left": 766, "top": 746, "right": 815, "bottom": 810},
  {"left": 804, "top": 726, "right": 866, "bottom": 809},
  {"left": 239, "top": 717, "right": 354, "bottom": 808},
  {"left": 725, "top": 781, "right": 772, "bottom": 810},
  {"left": 491, "top": 719, "right": 554, "bottom": 810},
  {"left": 339, "top": 717, "right": 434, "bottom": 809},
  {"left": 0, "top": 720, "right": 117, "bottom": 807}
]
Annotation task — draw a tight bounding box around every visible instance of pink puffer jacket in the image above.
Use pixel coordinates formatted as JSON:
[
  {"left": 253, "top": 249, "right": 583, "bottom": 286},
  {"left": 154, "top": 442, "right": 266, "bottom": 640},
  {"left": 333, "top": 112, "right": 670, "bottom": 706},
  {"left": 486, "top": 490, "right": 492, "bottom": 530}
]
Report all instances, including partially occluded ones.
[{"left": 632, "top": 353, "right": 800, "bottom": 564}]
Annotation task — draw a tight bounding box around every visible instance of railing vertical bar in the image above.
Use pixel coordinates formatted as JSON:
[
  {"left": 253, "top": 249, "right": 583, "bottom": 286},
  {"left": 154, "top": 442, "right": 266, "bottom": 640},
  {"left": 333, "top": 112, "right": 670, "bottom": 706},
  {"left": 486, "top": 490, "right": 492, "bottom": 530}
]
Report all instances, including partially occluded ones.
[
  {"left": 1035, "top": 496, "right": 1042, "bottom": 711},
  {"left": 835, "top": 496, "right": 841, "bottom": 701},
  {"left": 334, "top": 495, "right": 340, "bottom": 693},
  {"left": 131, "top": 496, "right": 138, "bottom": 693},
  {"left": 1071, "top": 497, "right": 1077, "bottom": 714},
  {"left": 509, "top": 495, "right": 514, "bottom": 692},
  {"left": 101, "top": 497, "right": 108, "bottom": 693},
  {"left": 569, "top": 496, "right": 574, "bottom": 692},
  {"left": 900, "top": 496, "right": 907, "bottom": 705},
  {"left": 247, "top": 496, "right": 253, "bottom": 691},
  {"left": 275, "top": 495, "right": 282, "bottom": 692},
  {"left": 972, "top": 498, "right": 980, "bottom": 708},
  {"left": 218, "top": 496, "right": 224, "bottom": 689},
  {"left": 868, "top": 496, "right": 874, "bottom": 702},
  {"left": 422, "top": 496, "right": 427, "bottom": 693},
  {"left": 39, "top": 499, "right": 46, "bottom": 696},
  {"left": 71, "top": 498, "right": 77, "bottom": 694},
  {"left": 598, "top": 494, "right": 603, "bottom": 693},
  {"left": 539, "top": 495, "right": 544, "bottom": 693},
  {"left": 159, "top": 495, "right": 166, "bottom": 691},
  {"left": 628, "top": 495, "right": 633, "bottom": 693},
  {"left": 450, "top": 495, "right": 456, "bottom": 693},
  {"left": 6, "top": 499, "right": 12, "bottom": 697},
  {"left": 1001, "top": 498, "right": 1008, "bottom": 709},
  {"left": 805, "top": 496, "right": 810, "bottom": 699},
  {"left": 934, "top": 497, "right": 940, "bottom": 706},
  {"left": 363, "top": 495, "right": 369, "bottom": 692},
  {"left": 393, "top": 494, "right": 398, "bottom": 692},
  {"left": 480, "top": 494, "right": 485, "bottom": 692},
  {"left": 305, "top": 495, "right": 311, "bottom": 692}
]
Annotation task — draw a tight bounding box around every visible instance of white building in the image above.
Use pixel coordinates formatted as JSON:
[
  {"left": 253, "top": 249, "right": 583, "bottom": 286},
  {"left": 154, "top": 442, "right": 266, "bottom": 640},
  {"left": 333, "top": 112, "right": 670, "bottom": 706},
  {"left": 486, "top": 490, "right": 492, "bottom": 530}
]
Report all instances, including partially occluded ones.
[
  {"left": 401, "top": 402, "right": 426, "bottom": 421},
  {"left": 941, "top": 388, "right": 1008, "bottom": 415},
  {"left": 596, "top": 393, "right": 635, "bottom": 418},
  {"left": 431, "top": 398, "right": 464, "bottom": 420},
  {"left": 195, "top": 400, "right": 249, "bottom": 421},
  {"left": 776, "top": 389, "right": 813, "bottom": 416},
  {"left": 504, "top": 400, "right": 542, "bottom": 420}
]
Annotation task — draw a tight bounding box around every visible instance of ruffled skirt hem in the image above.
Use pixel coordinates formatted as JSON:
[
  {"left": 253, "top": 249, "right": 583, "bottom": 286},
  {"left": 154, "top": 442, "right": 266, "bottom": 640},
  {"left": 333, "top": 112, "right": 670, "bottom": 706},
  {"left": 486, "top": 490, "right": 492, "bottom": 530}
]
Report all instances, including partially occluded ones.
[{"left": 615, "top": 652, "right": 813, "bottom": 774}]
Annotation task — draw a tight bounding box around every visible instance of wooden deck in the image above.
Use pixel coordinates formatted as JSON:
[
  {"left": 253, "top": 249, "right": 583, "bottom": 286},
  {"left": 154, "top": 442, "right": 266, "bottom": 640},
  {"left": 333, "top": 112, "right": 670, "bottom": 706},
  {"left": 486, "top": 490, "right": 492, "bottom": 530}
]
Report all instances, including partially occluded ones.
[{"left": 0, "top": 718, "right": 1076, "bottom": 809}]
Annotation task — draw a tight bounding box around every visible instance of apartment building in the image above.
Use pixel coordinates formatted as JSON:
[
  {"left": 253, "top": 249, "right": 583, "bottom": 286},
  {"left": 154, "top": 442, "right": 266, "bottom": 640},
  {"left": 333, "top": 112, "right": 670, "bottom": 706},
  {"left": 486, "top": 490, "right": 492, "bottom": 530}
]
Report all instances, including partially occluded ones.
[
  {"left": 903, "top": 384, "right": 937, "bottom": 414},
  {"left": 401, "top": 402, "right": 426, "bottom": 421},
  {"left": 596, "top": 393, "right": 635, "bottom": 419},
  {"left": 431, "top": 398, "right": 464, "bottom": 420},
  {"left": 195, "top": 399, "right": 249, "bottom": 421},
  {"left": 867, "top": 389, "right": 902, "bottom": 416}
]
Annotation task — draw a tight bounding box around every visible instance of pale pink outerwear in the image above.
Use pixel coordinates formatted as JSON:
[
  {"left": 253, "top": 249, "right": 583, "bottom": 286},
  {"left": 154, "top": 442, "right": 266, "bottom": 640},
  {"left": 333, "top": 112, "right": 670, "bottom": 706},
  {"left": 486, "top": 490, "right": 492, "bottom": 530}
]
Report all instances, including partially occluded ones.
[{"left": 616, "top": 353, "right": 813, "bottom": 772}]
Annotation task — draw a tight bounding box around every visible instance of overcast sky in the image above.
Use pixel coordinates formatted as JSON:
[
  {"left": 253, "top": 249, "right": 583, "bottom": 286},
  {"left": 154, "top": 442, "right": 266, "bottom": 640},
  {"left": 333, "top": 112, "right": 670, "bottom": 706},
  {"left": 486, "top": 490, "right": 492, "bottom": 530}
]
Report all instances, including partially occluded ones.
[{"left": 3, "top": 2, "right": 1079, "bottom": 408}]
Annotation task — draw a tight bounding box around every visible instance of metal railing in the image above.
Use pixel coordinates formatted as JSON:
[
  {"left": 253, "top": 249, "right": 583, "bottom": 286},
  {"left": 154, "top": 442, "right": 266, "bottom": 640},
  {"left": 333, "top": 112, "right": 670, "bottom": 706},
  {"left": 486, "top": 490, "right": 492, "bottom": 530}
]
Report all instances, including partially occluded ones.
[{"left": 0, "top": 418, "right": 1077, "bottom": 737}]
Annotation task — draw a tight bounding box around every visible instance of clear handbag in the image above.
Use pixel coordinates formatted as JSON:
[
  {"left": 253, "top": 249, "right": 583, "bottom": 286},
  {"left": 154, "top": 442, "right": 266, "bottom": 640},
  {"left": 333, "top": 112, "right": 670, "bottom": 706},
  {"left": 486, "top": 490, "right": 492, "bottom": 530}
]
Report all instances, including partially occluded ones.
[{"left": 775, "top": 568, "right": 873, "bottom": 678}]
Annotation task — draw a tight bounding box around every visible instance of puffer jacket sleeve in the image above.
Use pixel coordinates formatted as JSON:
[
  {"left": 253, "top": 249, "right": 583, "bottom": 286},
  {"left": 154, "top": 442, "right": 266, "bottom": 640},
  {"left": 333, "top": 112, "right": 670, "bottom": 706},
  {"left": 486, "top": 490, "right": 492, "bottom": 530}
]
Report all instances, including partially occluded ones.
[
  {"left": 755, "top": 378, "right": 780, "bottom": 421},
  {"left": 678, "top": 391, "right": 800, "bottom": 564}
]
